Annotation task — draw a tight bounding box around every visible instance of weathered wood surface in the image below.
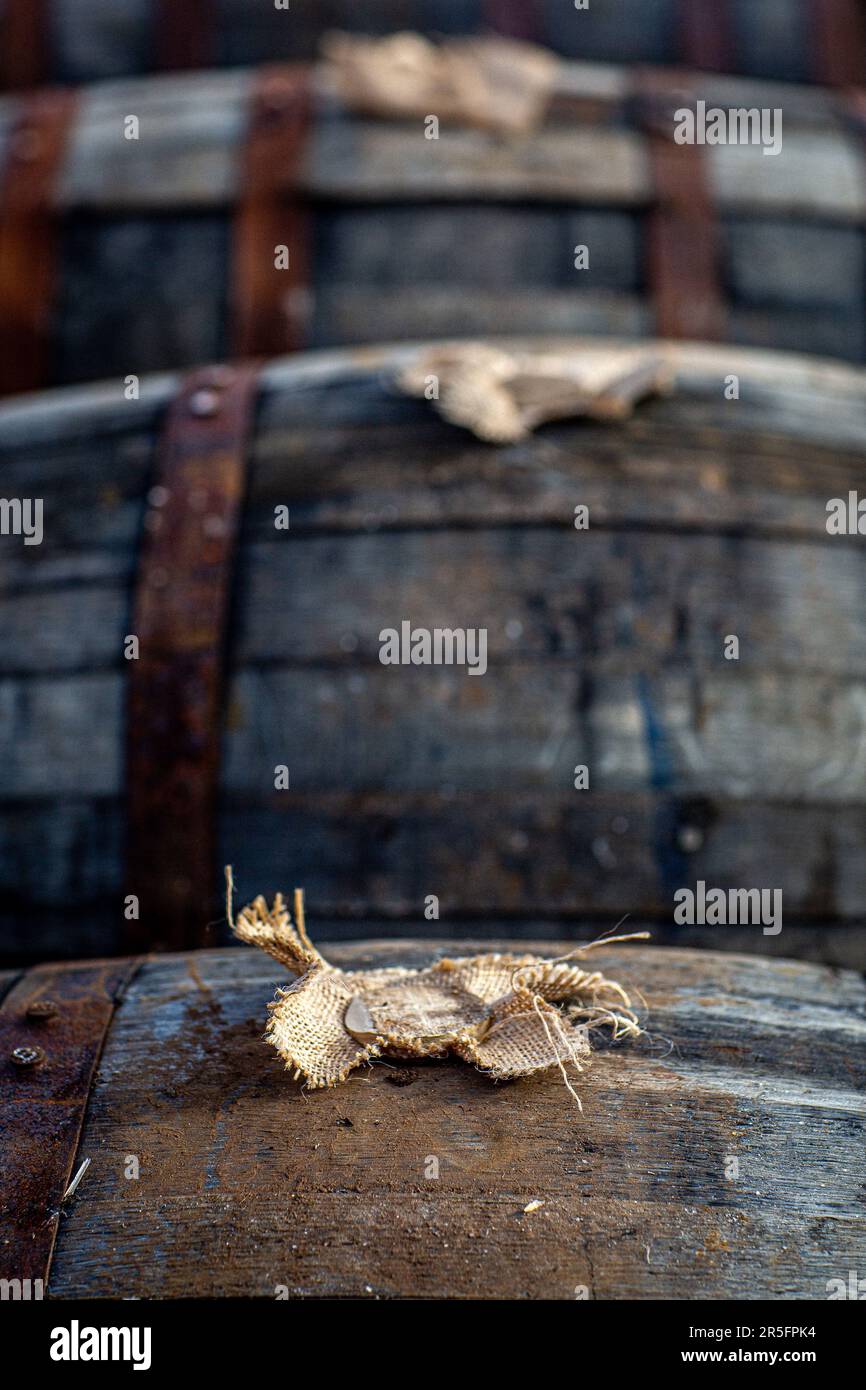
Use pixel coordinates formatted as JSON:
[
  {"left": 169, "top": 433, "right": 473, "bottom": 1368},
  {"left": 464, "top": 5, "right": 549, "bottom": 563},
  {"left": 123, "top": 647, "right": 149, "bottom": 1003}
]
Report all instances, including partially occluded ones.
[
  {"left": 1, "top": 60, "right": 865, "bottom": 388},
  {"left": 0, "top": 64, "right": 858, "bottom": 214},
  {"left": 1, "top": 0, "right": 859, "bottom": 89},
  {"left": 1, "top": 338, "right": 866, "bottom": 966},
  {"left": 38, "top": 941, "right": 866, "bottom": 1300}
]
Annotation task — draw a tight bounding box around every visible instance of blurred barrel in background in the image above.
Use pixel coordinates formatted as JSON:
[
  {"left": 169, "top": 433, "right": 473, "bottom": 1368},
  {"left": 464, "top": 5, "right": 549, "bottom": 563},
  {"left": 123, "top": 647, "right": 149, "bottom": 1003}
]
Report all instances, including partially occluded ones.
[
  {"left": 1, "top": 0, "right": 864, "bottom": 91},
  {"left": 0, "top": 59, "right": 865, "bottom": 399},
  {"left": 1, "top": 337, "right": 865, "bottom": 967}
]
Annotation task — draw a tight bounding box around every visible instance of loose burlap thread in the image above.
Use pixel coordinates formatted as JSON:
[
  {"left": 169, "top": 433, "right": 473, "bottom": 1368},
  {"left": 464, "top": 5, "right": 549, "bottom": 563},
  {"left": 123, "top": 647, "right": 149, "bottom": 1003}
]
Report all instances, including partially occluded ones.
[{"left": 229, "top": 872, "right": 645, "bottom": 1101}]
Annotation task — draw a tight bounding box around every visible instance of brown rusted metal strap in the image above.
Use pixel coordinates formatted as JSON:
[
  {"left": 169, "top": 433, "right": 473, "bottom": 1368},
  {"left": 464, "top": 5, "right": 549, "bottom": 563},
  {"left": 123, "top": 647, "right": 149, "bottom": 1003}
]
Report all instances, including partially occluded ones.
[
  {"left": 813, "top": 0, "right": 866, "bottom": 86},
  {"left": 126, "top": 364, "right": 261, "bottom": 953},
  {"left": 154, "top": 0, "right": 215, "bottom": 71},
  {"left": 0, "top": 88, "right": 77, "bottom": 397},
  {"left": 0, "top": 958, "right": 141, "bottom": 1290},
  {"left": 482, "top": 0, "right": 543, "bottom": 43},
  {"left": 677, "top": 0, "right": 733, "bottom": 73},
  {"left": 0, "top": 0, "right": 50, "bottom": 90},
  {"left": 231, "top": 65, "right": 314, "bottom": 359},
  {"left": 633, "top": 70, "right": 726, "bottom": 342}
]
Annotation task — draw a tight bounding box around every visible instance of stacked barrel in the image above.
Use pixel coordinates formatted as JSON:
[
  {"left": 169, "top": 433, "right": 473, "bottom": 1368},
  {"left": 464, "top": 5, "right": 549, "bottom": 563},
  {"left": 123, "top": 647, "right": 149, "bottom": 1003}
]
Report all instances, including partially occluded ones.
[
  {"left": 0, "top": 4, "right": 864, "bottom": 969},
  {"left": 2, "top": 0, "right": 866, "bottom": 1312},
  {"left": 2, "top": 0, "right": 865, "bottom": 88}
]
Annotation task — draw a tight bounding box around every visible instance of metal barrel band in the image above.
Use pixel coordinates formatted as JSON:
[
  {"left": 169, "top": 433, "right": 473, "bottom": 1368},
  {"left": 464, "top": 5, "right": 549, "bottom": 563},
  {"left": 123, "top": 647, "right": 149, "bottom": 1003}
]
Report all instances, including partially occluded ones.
[
  {"left": 126, "top": 363, "right": 261, "bottom": 953},
  {"left": 813, "top": 0, "right": 866, "bottom": 87},
  {"left": 232, "top": 64, "right": 314, "bottom": 359},
  {"left": 154, "top": 0, "right": 216, "bottom": 71},
  {"left": 0, "top": 87, "right": 78, "bottom": 397},
  {"left": 0, "top": 958, "right": 141, "bottom": 1289},
  {"left": 0, "top": 0, "right": 50, "bottom": 91},
  {"left": 632, "top": 69, "right": 726, "bottom": 343},
  {"left": 677, "top": 0, "right": 733, "bottom": 73}
]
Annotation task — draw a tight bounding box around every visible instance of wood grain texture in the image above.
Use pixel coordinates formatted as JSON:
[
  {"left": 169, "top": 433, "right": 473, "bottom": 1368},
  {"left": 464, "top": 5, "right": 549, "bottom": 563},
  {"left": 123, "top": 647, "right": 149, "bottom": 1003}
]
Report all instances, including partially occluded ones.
[
  {"left": 2, "top": 339, "right": 866, "bottom": 961},
  {"left": 43, "top": 941, "right": 866, "bottom": 1300}
]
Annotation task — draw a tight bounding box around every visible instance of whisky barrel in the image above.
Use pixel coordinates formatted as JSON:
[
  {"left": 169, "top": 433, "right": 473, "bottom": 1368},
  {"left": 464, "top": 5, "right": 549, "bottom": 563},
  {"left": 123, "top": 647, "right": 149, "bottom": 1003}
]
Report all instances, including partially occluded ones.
[
  {"left": 1, "top": 58, "right": 866, "bottom": 397},
  {"left": 2, "top": 0, "right": 864, "bottom": 91},
  {"left": 1, "top": 336, "right": 866, "bottom": 968},
  {"left": 1, "top": 941, "right": 864, "bottom": 1298}
]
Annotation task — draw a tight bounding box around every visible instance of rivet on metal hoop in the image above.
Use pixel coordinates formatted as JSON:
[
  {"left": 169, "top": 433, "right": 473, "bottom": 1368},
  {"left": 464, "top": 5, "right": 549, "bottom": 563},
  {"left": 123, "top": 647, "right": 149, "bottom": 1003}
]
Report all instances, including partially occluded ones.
[
  {"left": 26, "top": 1000, "right": 58, "bottom": 1022},
  {"left": 188, "top": 387, "right": 222, "bottom": 419},
  {"left": 11, "top": 1045, "right": 46, "bottom": 1068}
]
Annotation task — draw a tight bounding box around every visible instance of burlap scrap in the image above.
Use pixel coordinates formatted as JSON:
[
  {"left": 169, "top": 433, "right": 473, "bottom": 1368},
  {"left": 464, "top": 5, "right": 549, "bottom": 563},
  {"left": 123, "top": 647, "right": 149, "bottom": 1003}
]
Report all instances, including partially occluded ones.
[
  {"left": 396, "top": 343, "right": 674, "bottom": 443},
  {"left": 320, "top": 31, "right": 558, "bottom": 137},
  {"left": 231, "top": 882, "right": 645, "bottom": 1099}
]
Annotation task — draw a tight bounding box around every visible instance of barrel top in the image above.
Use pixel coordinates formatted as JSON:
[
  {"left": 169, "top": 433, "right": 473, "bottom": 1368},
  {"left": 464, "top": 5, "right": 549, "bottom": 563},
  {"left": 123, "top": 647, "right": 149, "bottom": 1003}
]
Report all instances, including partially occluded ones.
[
  {"left": 31, "top": 940, "right": 866, "bottom": 1299},
  {"left": 0, "top": 58, "right": 862, "bottom": 218},
  {"left": 1, "top": 336, "right": 865, "bottom": 451}
]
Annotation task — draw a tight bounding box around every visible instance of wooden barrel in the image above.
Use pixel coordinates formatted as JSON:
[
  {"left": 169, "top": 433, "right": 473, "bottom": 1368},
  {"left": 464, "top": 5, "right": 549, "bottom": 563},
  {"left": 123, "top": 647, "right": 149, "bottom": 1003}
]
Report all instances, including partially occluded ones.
[
  {"left": 2, "top": 336, "right": 865, "bottom": 969},
  {"left": 1, "top": 58, "right": 865, "bottom": 397},
  {"left": 1, "top": 940, "right": 863, "bottom": 1298},
  {"left": 2, "top": 0, "right": 864, "bottom": 92}
]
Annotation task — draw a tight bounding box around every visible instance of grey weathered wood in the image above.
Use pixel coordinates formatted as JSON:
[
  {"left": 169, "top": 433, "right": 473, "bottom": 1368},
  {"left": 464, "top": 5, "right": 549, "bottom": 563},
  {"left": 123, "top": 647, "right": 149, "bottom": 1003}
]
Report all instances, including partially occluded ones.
[
  {"left": 6, "top": 664, "right": 866, "bottom": 804},
  {"left": 1, "top": 60, "right": 864, "bottom": 388},
  {"left": 3, "top": 789, "right": 866, "bottom": 959},
  {"left": 41, "top": 941, "right": 866, "bottom": 1299},
  {"left": 0, "top": 66, "right": 857, "bottom": 215},
  {"left": 8, "top": 530, "right": 866, "bottom": 675},
  {"left": 2, "top": 339, "right": 866, "bottom": 963}
]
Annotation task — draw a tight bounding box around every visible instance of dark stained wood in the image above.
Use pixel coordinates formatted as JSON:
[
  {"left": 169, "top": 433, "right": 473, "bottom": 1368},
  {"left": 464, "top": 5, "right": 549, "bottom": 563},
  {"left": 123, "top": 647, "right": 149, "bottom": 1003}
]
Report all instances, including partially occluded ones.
[
  {"left": 0, "top": 0, "right": 51, "bottom": 90},
  {"left": 38, "top": 941, "right": 866, "bottom": 1299},
  {"left": 153, "top": 0, "right": 215, "bottom": 73},
  {"left": 813, "top": 0, "right": 866, "bottom": 86},
  {"left": 4, "top": 0, "right": 854, "bottom": 89},
  {"left": 678, "top": 0, "right": 733, "bottom": 73},
  {"left": 1, "top": 340, "right": 866, "bottom": 966}
]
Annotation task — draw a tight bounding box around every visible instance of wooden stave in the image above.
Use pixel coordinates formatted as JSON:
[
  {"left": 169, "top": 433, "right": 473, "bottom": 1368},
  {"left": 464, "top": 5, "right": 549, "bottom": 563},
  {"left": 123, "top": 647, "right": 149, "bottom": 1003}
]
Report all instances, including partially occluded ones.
[
  {"left": 1, "top": 0, "right": 861, "bottom": 91},
  {"left": 0, "top": 60, "right": 865, "bottom": 395},
  {"left": 2, "top": 338, "right": 866, "bottom": 965},
  {"left": 0, "top": 939, "right": 858, "bottom": 1300}
]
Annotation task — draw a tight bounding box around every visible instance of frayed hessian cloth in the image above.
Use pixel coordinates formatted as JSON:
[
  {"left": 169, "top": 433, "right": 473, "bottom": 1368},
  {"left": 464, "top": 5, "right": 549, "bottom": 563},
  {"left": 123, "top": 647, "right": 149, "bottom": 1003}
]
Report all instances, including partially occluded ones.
[
  {"left": 229, "top": 876, "right": 646, "bottom": 1102},
  {"left": 396, "top": 342, "right": 673, "bottom": 443},
  {"left": 321, "top": 32, "right": 558, "bottom": 137}
]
